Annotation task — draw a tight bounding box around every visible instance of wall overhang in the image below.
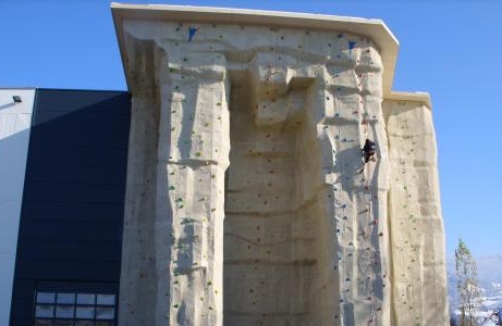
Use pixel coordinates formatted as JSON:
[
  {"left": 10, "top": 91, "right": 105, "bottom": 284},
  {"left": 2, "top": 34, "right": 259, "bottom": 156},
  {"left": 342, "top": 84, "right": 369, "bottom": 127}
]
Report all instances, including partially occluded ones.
[
  {"left": 111, "top": 2, "right": 400, "bottom": 96},
  {"left": 387, "top": 91, "right": 432, "bottom": 109}
]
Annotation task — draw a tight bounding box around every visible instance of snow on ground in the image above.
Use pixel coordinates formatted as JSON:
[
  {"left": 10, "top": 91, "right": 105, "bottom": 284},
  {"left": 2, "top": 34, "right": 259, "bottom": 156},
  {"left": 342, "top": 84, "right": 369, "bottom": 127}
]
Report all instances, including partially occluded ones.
[{"left": 447, "top": 255, "right": 502, "bottom": 324}]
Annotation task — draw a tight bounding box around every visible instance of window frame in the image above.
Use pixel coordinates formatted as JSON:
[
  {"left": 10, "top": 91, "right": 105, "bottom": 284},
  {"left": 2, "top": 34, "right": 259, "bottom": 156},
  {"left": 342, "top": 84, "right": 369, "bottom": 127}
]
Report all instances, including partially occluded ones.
[{"left": 33, "top": 288, "right": 117, "bottom": 326}]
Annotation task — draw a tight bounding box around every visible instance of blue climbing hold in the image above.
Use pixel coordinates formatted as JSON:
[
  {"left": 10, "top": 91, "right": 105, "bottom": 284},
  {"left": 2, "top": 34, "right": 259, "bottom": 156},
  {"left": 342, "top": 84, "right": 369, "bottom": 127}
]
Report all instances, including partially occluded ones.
[
  {"left": 348, "top": 41, "right": 357, "bottom": 51},
  {"left": 188, "top": 27, "right": 198, "bottom": 42}
]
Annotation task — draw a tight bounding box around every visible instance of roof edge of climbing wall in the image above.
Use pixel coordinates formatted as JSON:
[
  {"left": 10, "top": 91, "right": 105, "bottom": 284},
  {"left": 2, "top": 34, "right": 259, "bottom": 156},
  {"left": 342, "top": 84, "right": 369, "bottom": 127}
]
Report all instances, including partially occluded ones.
[
  {"left": 384, "top": 91, "right": 432, "bottom": 109},
  {"left": 111, "top": 2, "right": 399, "bottom": 96}
]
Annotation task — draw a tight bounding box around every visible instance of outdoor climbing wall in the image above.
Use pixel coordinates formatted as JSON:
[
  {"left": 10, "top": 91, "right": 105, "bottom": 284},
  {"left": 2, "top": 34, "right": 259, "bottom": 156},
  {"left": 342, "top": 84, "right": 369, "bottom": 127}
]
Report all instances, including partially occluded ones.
[
  {"left": 224, "top": 84, "right": 315, "bottom": 325},
  {"left": 113, "top": 5, "right": 448, "bottom": 326},
  {"left": 119, "top": 28, "right": 230, "bottom": 325},
  {"left": 383, "top": 99, "right": 448, "bottom": 325}
]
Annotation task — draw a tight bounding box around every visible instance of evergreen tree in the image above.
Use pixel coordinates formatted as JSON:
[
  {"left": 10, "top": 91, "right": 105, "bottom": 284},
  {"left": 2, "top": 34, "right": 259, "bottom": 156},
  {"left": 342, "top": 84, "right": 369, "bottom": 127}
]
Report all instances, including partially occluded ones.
[{"left": 455, "top": 239, "right": 480, "bottom": 326}]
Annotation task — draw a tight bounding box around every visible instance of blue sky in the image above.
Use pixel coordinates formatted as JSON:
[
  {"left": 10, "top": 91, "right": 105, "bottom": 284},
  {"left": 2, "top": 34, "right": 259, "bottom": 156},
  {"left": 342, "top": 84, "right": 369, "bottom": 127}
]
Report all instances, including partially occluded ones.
[{"left": 1, "top": 0, "right": 501, "bottom": 257}]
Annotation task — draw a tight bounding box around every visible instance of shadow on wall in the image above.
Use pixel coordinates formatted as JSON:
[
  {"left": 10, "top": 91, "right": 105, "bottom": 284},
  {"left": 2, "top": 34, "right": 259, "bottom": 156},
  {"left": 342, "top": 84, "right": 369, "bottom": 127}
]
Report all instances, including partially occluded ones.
[
  {"left": 9, "top": 90, "right": 131, "bottom": 326},
  {"left": 0, "top": 102, "right": 17, "bottom": 111}
]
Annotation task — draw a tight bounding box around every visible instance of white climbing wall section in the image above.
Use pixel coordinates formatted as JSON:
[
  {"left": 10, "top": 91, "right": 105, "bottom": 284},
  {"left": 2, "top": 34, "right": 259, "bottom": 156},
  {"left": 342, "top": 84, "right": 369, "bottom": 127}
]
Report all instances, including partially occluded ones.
[
  {"left": 383, "top": 99, "right": 448, "bottom": 326},
  {"left": 114, "top": 5, "right": 448, "bottom": 326}
]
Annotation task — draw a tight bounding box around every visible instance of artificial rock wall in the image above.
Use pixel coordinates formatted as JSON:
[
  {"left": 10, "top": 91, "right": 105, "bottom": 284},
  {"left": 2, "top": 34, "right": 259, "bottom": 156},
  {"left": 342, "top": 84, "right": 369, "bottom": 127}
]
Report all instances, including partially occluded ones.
[
  {"left": 383, "top": 99, "right": 449, "bottom": 325},
  {"left": 118, "top": 18, "right": 448, "bottom": 326}
]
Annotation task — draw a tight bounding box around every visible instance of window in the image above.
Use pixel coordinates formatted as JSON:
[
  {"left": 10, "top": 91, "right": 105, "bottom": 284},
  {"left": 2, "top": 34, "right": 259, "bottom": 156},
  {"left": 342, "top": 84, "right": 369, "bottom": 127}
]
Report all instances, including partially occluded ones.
[{"left": 34, "top": 291, "right": 116, "bottom": 326}]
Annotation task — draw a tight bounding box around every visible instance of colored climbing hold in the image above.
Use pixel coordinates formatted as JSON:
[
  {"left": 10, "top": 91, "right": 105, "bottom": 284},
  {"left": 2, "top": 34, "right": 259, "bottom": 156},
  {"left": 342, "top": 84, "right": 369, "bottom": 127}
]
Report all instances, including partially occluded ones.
[
  {"left": 188, "top": 27, "right": 198, "bottom": 42},
  {"left": 348, "top": 41, "right": 357, "bottom": 51}
]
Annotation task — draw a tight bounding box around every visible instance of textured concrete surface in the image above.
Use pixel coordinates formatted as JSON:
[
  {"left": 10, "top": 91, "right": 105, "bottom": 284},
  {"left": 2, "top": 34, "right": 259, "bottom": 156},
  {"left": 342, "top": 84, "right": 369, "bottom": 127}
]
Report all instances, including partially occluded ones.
[
  {"left": 113, "top": 4, "right": 448, "bottom": 325},
  {"left": 383, "top": 98, "right": 449, "bottom": 325}
]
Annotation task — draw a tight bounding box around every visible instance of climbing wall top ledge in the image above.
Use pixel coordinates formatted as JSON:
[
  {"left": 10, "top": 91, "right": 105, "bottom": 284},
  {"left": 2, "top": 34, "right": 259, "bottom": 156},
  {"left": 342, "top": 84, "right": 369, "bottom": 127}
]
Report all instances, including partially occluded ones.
[
  {"left": 384, "top": 91, "right": 432, "bottom": 110},
  {"left": 111, "top": 2, "right": 400, "bottom": 96}
]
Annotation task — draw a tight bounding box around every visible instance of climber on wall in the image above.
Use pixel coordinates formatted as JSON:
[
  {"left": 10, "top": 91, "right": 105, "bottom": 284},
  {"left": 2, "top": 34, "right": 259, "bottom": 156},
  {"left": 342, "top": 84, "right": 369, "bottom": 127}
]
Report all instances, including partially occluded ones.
[{"left": 363, "top": 139, "right": 377, "bottom": 163}]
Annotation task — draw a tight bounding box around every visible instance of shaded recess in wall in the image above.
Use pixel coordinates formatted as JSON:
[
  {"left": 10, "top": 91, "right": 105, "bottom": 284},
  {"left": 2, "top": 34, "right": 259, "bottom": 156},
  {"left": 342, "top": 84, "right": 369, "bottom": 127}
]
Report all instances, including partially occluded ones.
[{"left": 224, "top": 72, "right": 332, "bottom": 325}]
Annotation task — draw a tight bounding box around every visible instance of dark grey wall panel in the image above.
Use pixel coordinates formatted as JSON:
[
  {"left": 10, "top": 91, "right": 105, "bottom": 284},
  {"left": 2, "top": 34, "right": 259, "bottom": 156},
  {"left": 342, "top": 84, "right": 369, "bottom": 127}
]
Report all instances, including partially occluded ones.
[
  {"left": 25, "top": 164, "right": 127, "bottom": 185},
  {"left": 21, "top": 202, "right": 125, "bottom": 223},
  {"left": 10, "top": 89, "right": 131, "bottom": 325}
]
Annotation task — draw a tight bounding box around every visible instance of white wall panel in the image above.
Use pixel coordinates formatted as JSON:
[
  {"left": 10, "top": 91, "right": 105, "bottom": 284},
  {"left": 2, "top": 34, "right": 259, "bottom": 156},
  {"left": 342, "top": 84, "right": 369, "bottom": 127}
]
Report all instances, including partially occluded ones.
[{"left": 0, "top": 89, "right": 35, "bottom": 325}]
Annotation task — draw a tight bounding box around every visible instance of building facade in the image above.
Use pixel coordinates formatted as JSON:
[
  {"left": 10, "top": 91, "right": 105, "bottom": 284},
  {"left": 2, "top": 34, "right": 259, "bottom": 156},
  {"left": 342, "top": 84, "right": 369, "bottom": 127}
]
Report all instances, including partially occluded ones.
[
  {"left": 1, "top": 89, "right": 130, "bottom": 325},
  {"left": 0, "top": 4, "right": 448, "bottom": 326}
]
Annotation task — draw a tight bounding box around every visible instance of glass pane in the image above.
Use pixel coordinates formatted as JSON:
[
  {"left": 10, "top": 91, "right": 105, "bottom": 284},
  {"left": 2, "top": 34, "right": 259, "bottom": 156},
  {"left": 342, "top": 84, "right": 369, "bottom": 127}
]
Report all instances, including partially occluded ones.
[
  {"left": 76, "top": 306, "right": 95, "bottom": 319},
  {"left": 37, "top": 292, "right": 56, "bottom": 304},
  {"left": 76, "top": 293, "right": 95, "bottom": 305},
  {"left": 54, "top": 321, "right": 73, "bottom": 326},
  {"left": 96, "top": 322, "right": 114, "bottom": 326},
  {"left": 96, "top": 306, "right": 114, "bottom": 320},
  {"left": 35, "top": 320, "right": 53, "bottom": 326},
  {"left": 75, "top": 321, "right": 94, "bottom": 326},
  {"left": 96, "top": 294, "right": 115, "bottom": 306},
  {"left": 57, "top": 292, "right": 76, "bottom": 304},
  {"left": 35, "top": 305, "right": 54, "bottom": 318},
  {"left": 56, "top": 305, "right": 74, "bottom": 318}
]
